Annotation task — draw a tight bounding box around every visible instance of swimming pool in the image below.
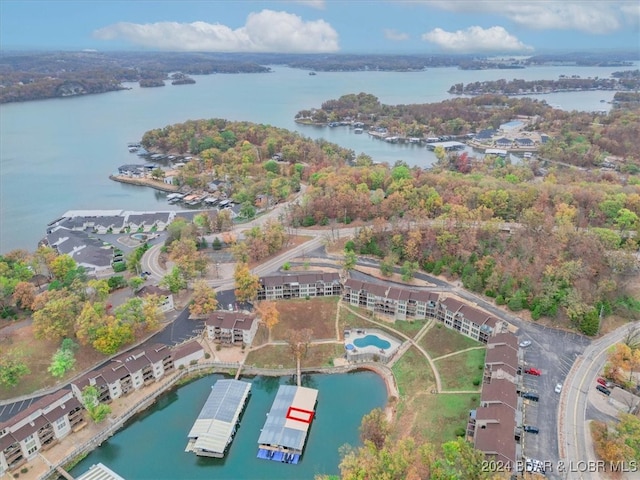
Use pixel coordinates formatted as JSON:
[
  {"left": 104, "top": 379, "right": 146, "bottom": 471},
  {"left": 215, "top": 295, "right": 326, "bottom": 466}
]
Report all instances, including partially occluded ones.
[
  {"left": 500, "top": 120, "right": 523, "bottom": 129},
  {"left": 131, "top": 233, "right": 148, "bottom": 241},
  {"left": 353, "top": 335, "right": 391, "bottom": 350}
]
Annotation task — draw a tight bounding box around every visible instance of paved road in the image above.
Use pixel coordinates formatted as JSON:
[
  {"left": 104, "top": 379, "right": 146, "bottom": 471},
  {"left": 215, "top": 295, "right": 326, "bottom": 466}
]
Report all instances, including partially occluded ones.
[{"left": 561, "top": 323, "right": 640, "bottom": 480}]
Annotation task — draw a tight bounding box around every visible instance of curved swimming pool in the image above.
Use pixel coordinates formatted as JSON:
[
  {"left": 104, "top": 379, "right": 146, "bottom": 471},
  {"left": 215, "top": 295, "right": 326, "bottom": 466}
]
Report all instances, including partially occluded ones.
[{"left": 353, "top": 335, "right": 391, "bottom": 350}]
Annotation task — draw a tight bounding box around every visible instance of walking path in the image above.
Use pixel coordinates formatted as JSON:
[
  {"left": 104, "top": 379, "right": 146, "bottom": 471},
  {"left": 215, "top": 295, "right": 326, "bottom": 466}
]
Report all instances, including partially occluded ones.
[
  {"left": 342, "top": 305, "right": 443, "bottom": 392},
  {"left": 431, "top": 345, "right": 486, "bottom": 362}
]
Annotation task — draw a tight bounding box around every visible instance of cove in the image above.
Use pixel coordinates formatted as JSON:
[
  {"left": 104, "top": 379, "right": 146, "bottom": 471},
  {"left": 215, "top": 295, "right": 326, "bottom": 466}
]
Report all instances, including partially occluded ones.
[{"left": 70, "top": 371, "right": 387, "bottom": 480}]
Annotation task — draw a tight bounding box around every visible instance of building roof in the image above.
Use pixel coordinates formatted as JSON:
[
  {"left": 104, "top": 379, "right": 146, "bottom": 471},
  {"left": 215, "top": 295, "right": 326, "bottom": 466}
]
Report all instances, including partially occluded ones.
[
  {"left": 125, "top": 211, "right": 171, "bottom": 226},
  {"left": 136, "top": 285, "right": 171, "bottom": 297},
  {"left": 0, "top": 389, "right": 70, "bottom": 430},
  {"left": 76, "top": 463, "right": 126, "bottom": 480},
  {"left": 206, "top": 311, "right": 257, "bottom": 331},
  {"left": 488, "top": 333, "right": 518, "bottom": 350},
  {"left": 261, "top": 272, "right": 340, "bottom": 288},
  {"left": 257, "top": 385, "right": 318, "bottom": 451},
  {"left": 474, "top": 406, "right": 517, "bottom": 465},
  {"left": 481, "top": 378, "right": 518, "bottom": 410},
  {"left": 485, "top": 344, "right": 519, "bottom": 370},
  {"left": 494, "top": 137, "right": 512, "bottom": 145},
  {"left": 172, "top": 340, "right": 204, "bottom": 361},
  {"left": 187, "top": 380, "right": 251, "bottom": 455}
]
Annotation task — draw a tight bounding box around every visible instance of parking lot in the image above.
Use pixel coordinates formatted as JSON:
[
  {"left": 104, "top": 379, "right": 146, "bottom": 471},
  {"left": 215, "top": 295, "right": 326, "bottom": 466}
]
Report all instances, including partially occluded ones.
[{"left": 517, "top": 325, "right": 590, "bottom": 479}]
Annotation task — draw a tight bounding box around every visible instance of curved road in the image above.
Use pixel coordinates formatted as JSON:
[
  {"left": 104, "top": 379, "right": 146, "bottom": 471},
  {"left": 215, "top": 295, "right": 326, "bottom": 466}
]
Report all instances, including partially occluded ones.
[{"left": 561, "top": 323, "right": 640, "bottom": 480}]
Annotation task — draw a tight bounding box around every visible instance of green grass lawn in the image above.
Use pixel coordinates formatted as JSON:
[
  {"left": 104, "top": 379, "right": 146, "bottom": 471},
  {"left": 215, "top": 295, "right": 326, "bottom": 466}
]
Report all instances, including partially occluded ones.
[
  {"left": 413, "top": 393, "right": 479, "bottom": 445},
  {"left": 391, "top": 346, "right": 436, "bottom": 397},
  {"left": 245, "top": 343, "right": 344, "bottom": 369},
  {"left": 419, "top": 323, "right": 482, "bottom": 358},
  {"left": 435, "top": 348, "right": 486, "bottom": 391}
]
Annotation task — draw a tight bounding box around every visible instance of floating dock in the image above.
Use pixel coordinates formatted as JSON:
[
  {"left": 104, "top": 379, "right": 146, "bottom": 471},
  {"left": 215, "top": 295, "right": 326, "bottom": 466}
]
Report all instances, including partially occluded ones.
[
  {"left": 186, "top": 379, "right": 251, "bottom": 458},
  {"left": 76, "top": 462, "right": 125, "bottom": 480},
  {"left": 257, "top": 385, "right": 318, "bottom": 464}
]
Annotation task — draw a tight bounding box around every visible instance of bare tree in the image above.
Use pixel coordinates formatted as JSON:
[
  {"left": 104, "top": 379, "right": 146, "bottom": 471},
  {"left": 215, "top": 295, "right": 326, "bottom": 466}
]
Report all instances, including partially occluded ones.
[{"left": 284, "top": 328, "right": 313, "bottom": 386}]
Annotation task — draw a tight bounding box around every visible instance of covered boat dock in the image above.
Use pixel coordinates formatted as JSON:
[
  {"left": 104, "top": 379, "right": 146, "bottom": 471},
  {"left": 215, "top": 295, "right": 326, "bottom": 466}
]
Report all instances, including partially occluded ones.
[
  {"left": 186, "top": 379, "right": 251, "bottom": 458},
  {"left": 257, "top": 385, "right": 318, "bottom": 464}
]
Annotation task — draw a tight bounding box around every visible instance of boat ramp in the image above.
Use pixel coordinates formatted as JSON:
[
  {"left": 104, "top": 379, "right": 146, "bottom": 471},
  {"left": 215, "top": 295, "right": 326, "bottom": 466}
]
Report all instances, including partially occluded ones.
[
  {"left": 186, "top": 379, "right": 251, "bottom": 458},
  {"left": 257, "top": 385, "right": 318, "bottom": 464}
]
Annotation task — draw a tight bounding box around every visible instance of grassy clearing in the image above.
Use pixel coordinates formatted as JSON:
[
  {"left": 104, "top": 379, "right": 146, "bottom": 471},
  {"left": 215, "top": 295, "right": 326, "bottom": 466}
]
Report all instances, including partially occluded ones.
[
  {"left": 436, "top": 348, "right": 486, "bottom": 391},
  {"left": 245, "top": 342, "right": 344, "bottom": 369},
  {"left": 271, "top": 297, "right": 338, "bottom": 340},
  {"left": 411, "top": 393, "right": 479, "bottom": 445},
  {"left": 419, "top": 323, "right": 482, "bottom": 358},
  {"left": 338, "top": 305, "right": 424, "bottom": 340},
  {"left": 391, "top": 346, "right": 436, "bottom": 397}
]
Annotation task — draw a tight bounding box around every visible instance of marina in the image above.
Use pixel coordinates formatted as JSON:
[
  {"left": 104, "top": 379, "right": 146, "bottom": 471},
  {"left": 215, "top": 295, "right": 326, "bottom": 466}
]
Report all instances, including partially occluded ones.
[
  {"left": 186, "top": 379, "right": 252, "bottom": 458},
  {"left": 257, "top": 385, "right": 318, "bottom": 464}
]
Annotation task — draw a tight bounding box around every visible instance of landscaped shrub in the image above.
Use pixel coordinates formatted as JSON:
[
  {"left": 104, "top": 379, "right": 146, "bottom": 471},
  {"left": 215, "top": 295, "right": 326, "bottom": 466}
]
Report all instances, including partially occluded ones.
[
  {"left": 454, "top": 427, "right": 466, "bottom": 437},
  {"left": 472, "top": 378, "right": 481, "bottom": 386},
  {"left": 112, "top": 261, "right": 127, "bottom": 273},
  {"left": 204, "top": 353, "right": 211, "bottom": 359},
  {"left": 282, "top": 262, "right": 291, "bottom": 270}
]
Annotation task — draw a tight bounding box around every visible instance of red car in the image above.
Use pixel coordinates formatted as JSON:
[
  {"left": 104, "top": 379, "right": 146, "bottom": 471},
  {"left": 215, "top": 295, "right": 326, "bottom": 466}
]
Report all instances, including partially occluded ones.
[
  {"left": 596, "top": 377, "right": 608, "bottom": 387},
  {"left": 524, "top": 367, "right": 542, "bottom": 376}
]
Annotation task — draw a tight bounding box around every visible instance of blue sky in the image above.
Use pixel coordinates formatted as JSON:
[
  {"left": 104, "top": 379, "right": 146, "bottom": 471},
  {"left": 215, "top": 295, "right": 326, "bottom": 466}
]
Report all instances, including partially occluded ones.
[{"left": 1, "top": 0, "right": 639, "bottom": 54}]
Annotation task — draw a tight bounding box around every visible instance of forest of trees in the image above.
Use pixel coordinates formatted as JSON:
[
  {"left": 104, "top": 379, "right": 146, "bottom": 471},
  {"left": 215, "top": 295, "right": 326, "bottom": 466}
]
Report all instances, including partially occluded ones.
[{"left": 137, "top": 111, "right": 640, "bottom": 335}]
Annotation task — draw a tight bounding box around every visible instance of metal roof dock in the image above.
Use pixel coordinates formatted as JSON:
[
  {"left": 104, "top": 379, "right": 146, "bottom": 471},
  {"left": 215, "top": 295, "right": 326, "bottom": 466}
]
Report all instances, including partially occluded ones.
[
  {"left": 76, "top": 463, "right": 126, "bottom": 480},
  {"left": 257, "top": 385, "right": 318, "bottom": 464},
  {"left": 186, "top": 379, "right": 252, "bottom": 458}
]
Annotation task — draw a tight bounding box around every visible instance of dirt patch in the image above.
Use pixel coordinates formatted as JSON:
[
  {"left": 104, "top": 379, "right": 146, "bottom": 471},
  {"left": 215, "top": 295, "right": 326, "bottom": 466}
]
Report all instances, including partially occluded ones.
[
  {"left": 0, "top": 324, "right": 106, "bottom": 400},
  {"left": 271, "top": 297, "right": 339, "bottom": 340}
]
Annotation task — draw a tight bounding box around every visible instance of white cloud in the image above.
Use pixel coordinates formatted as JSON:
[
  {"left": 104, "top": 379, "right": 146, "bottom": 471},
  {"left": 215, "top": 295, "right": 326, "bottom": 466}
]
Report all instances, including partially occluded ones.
[
  {"left": 93, "top": 9, "right": 339, "bottom": 52},
  {"left": 384, "top": 28, "right": 409, "bottom": 41},
  {"left": 413, "top": 1, "right": 631, "bottom": 34},
  {"left": 422, "top": 26, "right": 533, "bottom": 52}
]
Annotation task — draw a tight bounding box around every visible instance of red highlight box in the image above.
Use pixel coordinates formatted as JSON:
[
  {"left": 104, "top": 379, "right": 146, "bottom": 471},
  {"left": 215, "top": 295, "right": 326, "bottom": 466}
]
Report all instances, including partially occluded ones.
[{"left": 286, "top": 406, "right": 314, "bottom": 424}]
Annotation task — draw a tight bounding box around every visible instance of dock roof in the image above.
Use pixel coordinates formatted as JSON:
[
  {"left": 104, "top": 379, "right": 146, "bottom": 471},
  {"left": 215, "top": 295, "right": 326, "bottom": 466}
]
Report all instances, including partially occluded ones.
[
  {"left": 76, "top": 463, "right": 126, "bottom": 480},
  {"left": 258, "top": 385, "right": 318, "bottom": 452},
  {"left": 188, "top": 379, "right": 252, "bottom": 456}
]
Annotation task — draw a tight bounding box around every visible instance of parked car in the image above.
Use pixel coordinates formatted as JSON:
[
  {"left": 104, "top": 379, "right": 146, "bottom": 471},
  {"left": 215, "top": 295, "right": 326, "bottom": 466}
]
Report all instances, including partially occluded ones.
[
  {"left": 523, "top": 425, "right": 540, "bottom": 434},
  {"left": 555, "top": 382, "right": 563, "bottom": 394},
  {"left": 597, "top": 377, "right": 608, "bottom": 387},
  {"left": 596, "top": 385, "right": 611, "bottom": 396},
  {"left": 521, "top": 392, "right": 539, "bottom": 401},
  {"left": 524, "top": 367, "right": 542, "bottom": 376},
  {"left": 519, "top": 340, "right": 532, "bottom": 348}
]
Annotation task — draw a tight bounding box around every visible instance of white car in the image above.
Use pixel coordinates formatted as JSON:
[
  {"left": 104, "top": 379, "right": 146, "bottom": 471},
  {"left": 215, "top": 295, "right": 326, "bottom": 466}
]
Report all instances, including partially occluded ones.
[
  {"left": 519, "top": 340, "right": 532, "bottom": 348},
  {"left": 555, "top": 382, "right": 563, "bottom": 394}
]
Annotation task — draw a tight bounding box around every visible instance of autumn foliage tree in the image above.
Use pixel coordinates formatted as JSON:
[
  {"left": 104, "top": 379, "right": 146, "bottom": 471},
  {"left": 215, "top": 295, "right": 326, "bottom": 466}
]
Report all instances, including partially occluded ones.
[
  {"left": 234, "top": 263, "right": 260, "bottom": 303},
  {"left": 189, "top": 280, "right": 219, "bottom": 318},
  {"left": 256, "top": 300, "right": 280, "bottom": 341},
  {"left": 12, "top": 281, "right": 37, "bottom": 310}
]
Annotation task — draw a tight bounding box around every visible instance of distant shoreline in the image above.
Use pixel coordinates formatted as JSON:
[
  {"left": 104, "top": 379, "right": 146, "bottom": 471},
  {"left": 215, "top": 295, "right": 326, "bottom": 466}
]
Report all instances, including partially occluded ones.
[{"left": 109, "top": 174, "right": 179, "bottom": 193}]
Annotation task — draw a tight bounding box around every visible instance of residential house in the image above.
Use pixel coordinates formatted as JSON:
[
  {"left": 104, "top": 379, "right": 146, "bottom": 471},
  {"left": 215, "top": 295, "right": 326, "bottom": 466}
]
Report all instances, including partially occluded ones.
[
  {"left": 205, "top": 311, "right": 258, "bottom": 346},
  {"left": 93, "top": 216, "right": 125, "bottom": 234},
  {"left": 45, "top": 227, "right": 115, "bottom": 275},
  {"left": 257, "top": 272, "right": 342, "bottom": 301},
  {"left": 514, "top": 137, "right": 534, "bottom": 148},
  {"left": 494, "top": 137, "right": 513, "bottom": 148},
  {"left": 125, "top": 212, "right": 172, "bottom": 232},
  {"left": 0, "top": 390, "right": 85, "bottom": 475},
  {"left": 136, "top": 285, "right": 175, "bottom": 313}
]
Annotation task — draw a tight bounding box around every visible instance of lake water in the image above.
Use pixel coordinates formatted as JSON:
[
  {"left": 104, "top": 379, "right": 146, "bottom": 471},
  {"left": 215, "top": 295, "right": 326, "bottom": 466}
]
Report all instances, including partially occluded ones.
[
  {"left": 0, "top": 63, "right": 635, "bottom": 253},
  {"left": 69, "top": 372, "right": 387, "bottom": 480}
]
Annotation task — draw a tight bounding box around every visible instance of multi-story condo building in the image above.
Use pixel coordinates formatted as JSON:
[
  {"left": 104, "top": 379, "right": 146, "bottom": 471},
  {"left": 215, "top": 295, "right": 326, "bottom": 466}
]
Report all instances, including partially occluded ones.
[
  {"left": 205, "top": 311, "right": 258, "bottom": 346},
  {"left": 257, "top": 272, "right": 342, "bottom": 301}
]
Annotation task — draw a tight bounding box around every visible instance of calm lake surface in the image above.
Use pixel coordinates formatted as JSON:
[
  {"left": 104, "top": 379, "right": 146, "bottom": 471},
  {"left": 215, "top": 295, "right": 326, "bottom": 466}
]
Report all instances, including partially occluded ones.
[
  {"left": 70, "top": 372, "right": 387, "bottom": 480},
  {"left": 0, "top": 64, "right": 633, "bottom": 253}
]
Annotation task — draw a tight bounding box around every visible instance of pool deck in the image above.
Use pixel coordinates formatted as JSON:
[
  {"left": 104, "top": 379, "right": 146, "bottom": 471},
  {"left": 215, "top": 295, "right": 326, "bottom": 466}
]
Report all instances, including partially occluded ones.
[{"left": 344, "top": 328, "right": 401, "bottom": 360}]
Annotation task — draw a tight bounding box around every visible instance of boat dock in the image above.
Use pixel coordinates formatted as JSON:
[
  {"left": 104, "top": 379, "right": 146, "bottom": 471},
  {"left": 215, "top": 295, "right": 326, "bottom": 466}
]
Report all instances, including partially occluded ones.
[
  {"left": 257, "top": 385, "right": 318, "bottom": 464},
  {"left": 186, "top": 379, "right": 251, "bottom": 458}
]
